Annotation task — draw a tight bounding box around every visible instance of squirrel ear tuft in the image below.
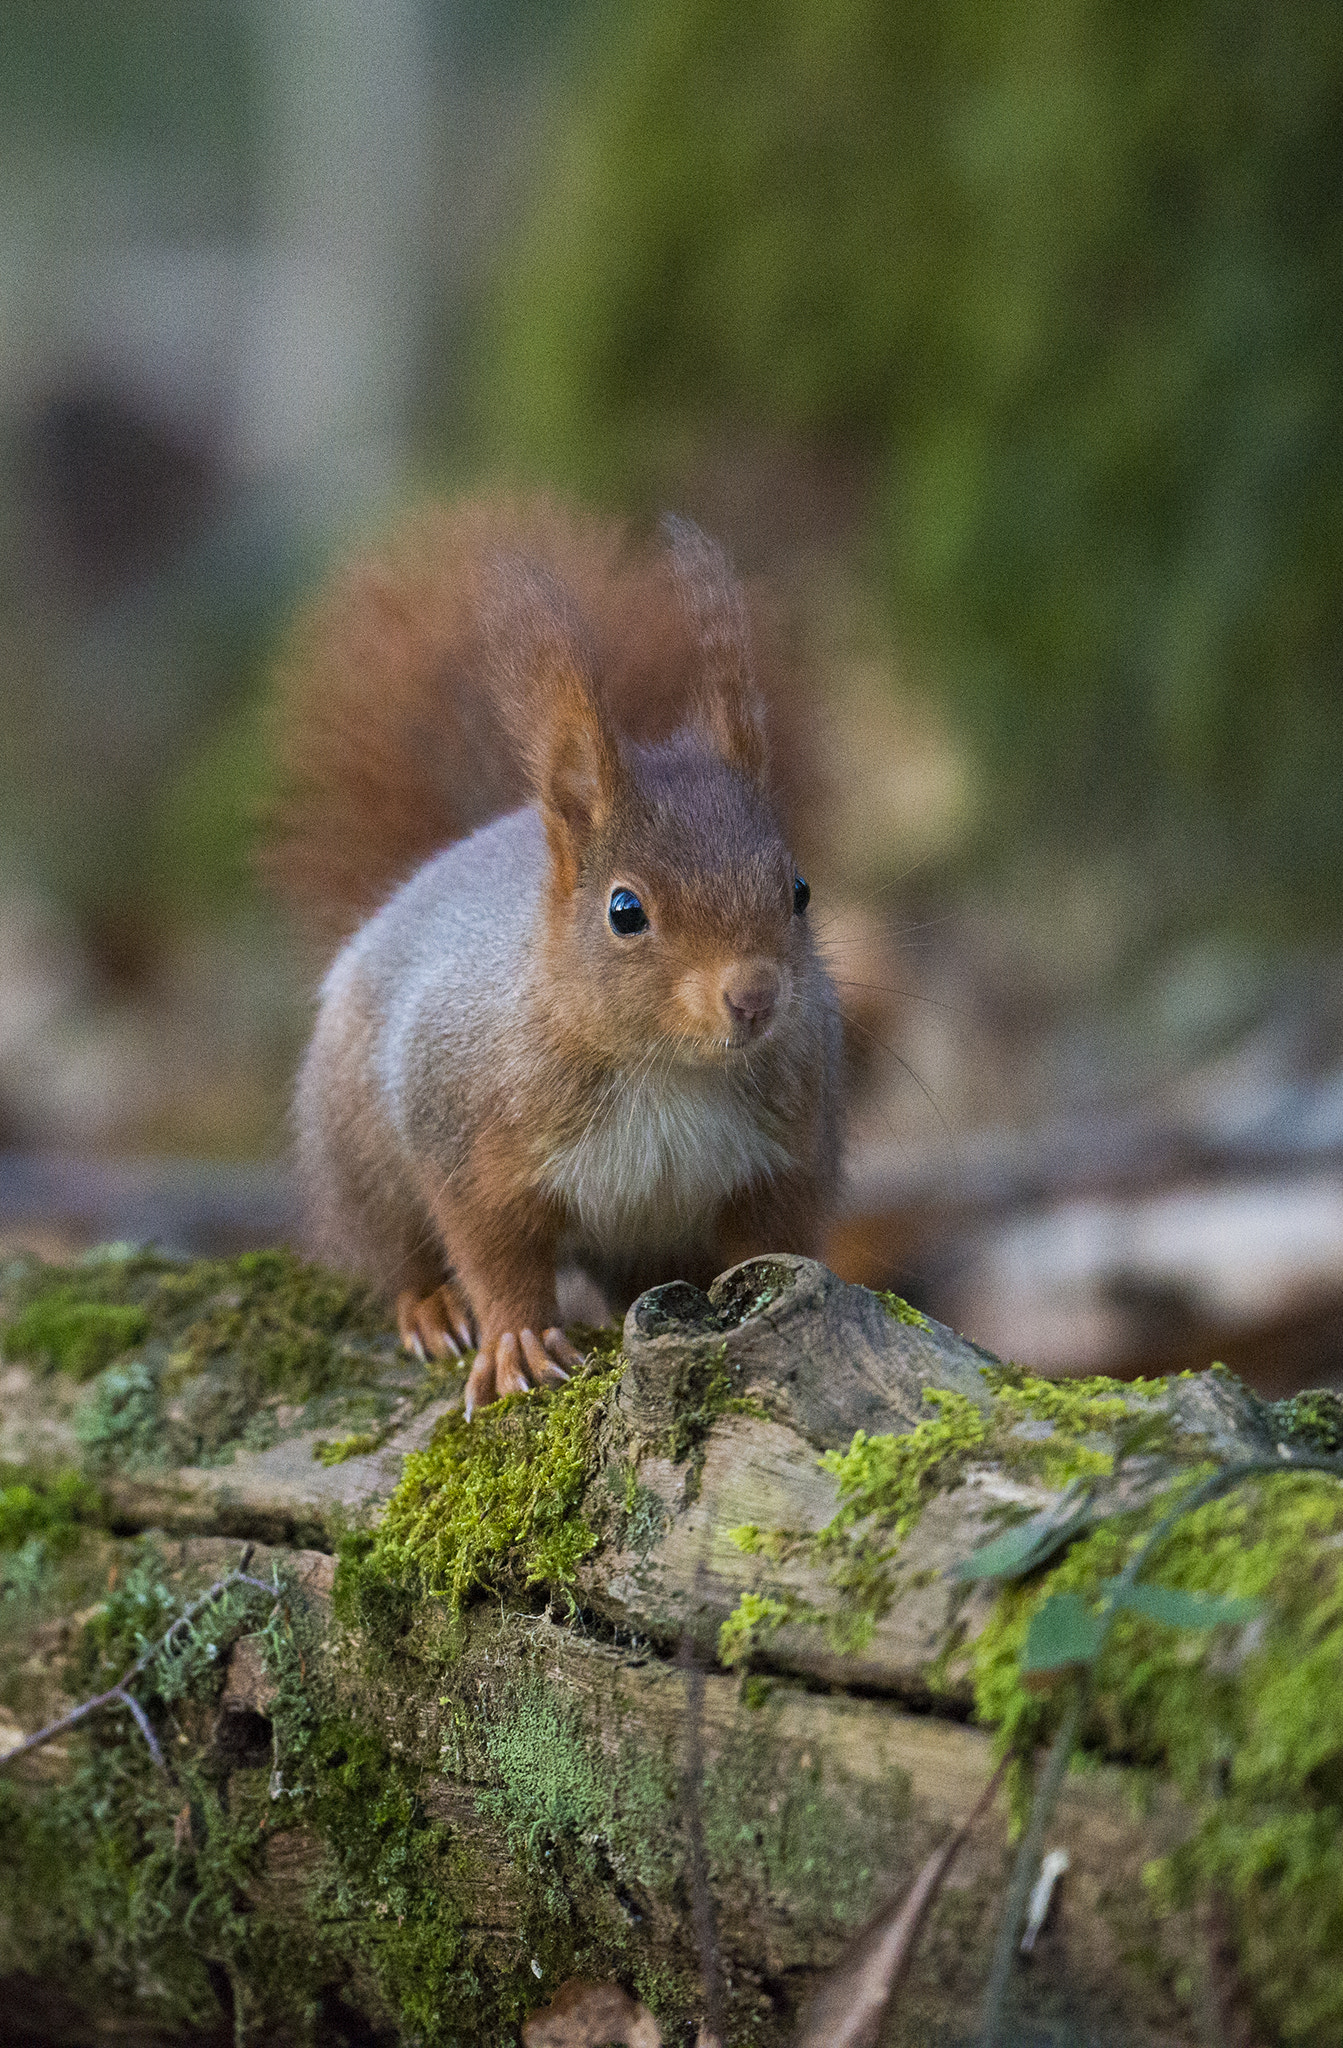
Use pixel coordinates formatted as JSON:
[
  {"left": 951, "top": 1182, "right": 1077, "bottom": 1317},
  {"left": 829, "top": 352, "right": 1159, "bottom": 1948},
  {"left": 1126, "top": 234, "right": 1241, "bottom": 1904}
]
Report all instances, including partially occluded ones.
[
  {"left": 536, "top": 666, "right": 623, "bottom": 885},
  {"left": 485, "top": 553, "right": 623, "bottom": 888},
  {"left": 662, "top": 513, "right": 768, "bottom": 785}
]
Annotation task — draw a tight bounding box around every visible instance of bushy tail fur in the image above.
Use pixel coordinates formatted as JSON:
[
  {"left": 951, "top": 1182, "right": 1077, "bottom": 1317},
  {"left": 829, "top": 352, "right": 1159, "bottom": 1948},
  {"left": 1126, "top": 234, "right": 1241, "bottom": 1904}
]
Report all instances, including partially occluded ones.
[{"left": 263, "top": 496, "right": 809, "bottom": 955}]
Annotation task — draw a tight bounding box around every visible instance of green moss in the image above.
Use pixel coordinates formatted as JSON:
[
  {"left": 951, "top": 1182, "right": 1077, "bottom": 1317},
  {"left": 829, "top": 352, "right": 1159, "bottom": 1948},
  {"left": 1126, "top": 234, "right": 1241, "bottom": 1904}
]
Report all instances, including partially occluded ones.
[
  {"left": 0, "top": 1470, "right": 101, "bottom": 1551},
  {"left": 718, "top": 1591, "right": 798, "bottom": 1668},
  {"left": 0, "top": 1471, "right": 104, "bottom": 1612},
  {"left": 331, "top": 1529, "right": 419, "bottom": 1659},
  {"left": 983, "top": 1365, "right": 1172, "bottom": 1489},
  {"left": 972, "top": 1468, "right": 1343, "bottom": 2042},
  {"left": 368, "top": 1342, "right": 625, "bottom": 1608},
  {"left": 74, "top": 1355, "right": 165, "bottom": 1470},
  {"left": 233, "top": 1564, "right": 513, "bottom": 2046},
  {"left": 703, "top": 1713, "right": 911, "bottom": 1938},
  {"left": 723, "top": 1389, "right": 989, "bottom": 1659},
  {"left": 0, "top": 1757, "right": 306, "bottom": 2036},
  {"left": 16, "top": 1246, "right": 1343, "bottom": 2042},
  {"left": 820, "top": 1390, "right": 989, "bottom": 1540},
  {"left": 663, "top": 1340, "right": 733, "bottom": 1467},
  {"left": 655, "top": 1335, "right": 767, "bottom": 1493},
  {"left": 301, "top": 1714, "right": 486, "bottom": 2045},
  {"left": 3, "top": 1245, "right": 392, "bottom": 1397},
  {"left": 719, "top": 1370, "right": 1182, "bottom": 1666},
  {"left": 804, "top": 1391, "right": 990, "bottom": 1652},
  {"left": 167, "top": 1248, "right": 391, "bottom": 1400},
  {"left": 313, "top": 1430, "right": 381, "bottom": 1466},
  {"left": 437, "top": 1647, "right": 905, "bottom": 2039},
  {"left": 1266, "top": 1388, "right": 1343, "bottom": 1457},
  {"left": 0, "top": 1541, "right": 325, "bottom": 2041},
  {"left": 4, "top": 1291, "right": 150, "bottom": 1379},
  {"left": 4, "top": 1248, "right": 409, "bottom": 1473},
  {"left": 717, "top": 1361, "right": 1343, "bottom": 2035},
  {"left": 282, "top": 1581, "right": 712, "bottom": 2046},
  {"left": 877, "top": 1290, "right": 932, "bottom": 1332},
  {"left": 423, "top": 1636, "right": 706, "bottom": 2039},
  {"left": 0, "top": 1534, "right": 507, "bottom": 2046},
  {"left": 4, "top": 1509, "right": 734, "bottom": 2045},
  {"left": 472, "top": 1676, "right": 678, "bottom": 1911}
]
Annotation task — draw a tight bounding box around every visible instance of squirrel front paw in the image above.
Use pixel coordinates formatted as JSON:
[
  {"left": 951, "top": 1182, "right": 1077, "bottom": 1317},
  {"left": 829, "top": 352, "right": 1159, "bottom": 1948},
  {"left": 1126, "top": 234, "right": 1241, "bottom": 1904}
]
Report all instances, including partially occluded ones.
[
  {"left": 397, "top": 1283, "right": 475, "bottom": 1362},
  {"left": 464, "top": 1326, "right": 583, "bottom": 1420}
]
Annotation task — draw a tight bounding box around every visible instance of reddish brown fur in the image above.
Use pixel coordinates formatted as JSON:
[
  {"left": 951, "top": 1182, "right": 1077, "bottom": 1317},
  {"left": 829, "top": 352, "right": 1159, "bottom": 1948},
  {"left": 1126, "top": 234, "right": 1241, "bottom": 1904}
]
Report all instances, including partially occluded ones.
[
  {"left": 275, "top": 495, "right": 841, "bottom": 1416},
  {"left": 264, "top": 496, "right": 809, "bottom": 955}
]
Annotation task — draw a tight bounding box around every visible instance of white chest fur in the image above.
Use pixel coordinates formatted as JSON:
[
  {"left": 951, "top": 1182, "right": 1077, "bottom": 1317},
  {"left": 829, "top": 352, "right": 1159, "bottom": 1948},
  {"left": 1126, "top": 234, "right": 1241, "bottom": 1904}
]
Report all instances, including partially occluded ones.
[{"left": 539, "top": 1061, "right": 793, "bottom": 1248}]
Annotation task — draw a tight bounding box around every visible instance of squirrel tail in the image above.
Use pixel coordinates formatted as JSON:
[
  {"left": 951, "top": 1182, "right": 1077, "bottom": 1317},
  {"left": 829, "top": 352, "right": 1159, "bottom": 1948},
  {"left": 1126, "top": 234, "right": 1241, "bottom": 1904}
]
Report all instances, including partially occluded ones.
[{"left": 262, "top": 495, "right": 809, "bottom": 954}]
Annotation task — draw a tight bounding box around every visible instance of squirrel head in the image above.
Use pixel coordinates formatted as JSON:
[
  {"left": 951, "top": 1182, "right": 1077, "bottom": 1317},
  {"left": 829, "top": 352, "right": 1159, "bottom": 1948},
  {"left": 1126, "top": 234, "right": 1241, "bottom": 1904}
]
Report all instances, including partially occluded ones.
[{"left": 488, "top": 526, "right": 821, "bottom": 1068}]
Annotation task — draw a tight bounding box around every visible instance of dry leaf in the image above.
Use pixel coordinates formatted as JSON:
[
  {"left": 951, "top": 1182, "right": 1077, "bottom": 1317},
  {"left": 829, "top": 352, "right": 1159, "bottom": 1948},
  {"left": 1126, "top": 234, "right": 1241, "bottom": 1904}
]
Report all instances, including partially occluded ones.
[
  {"left": 521, "top": 1977, "right": 661, "bottom": 2048},
  {"left": 173, "top": 1803, "right": 193, "bottom": 1852},
  {"left": 792, "top": 1759, "right": 1006, "bottom": 2048}
]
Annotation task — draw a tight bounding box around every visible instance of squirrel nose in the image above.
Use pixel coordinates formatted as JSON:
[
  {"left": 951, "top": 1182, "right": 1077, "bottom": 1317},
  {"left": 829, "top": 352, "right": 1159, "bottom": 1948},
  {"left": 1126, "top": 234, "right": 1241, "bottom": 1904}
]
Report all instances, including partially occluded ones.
[{"left": 721, "top": 963, "right": 781, "bottom": 1037}]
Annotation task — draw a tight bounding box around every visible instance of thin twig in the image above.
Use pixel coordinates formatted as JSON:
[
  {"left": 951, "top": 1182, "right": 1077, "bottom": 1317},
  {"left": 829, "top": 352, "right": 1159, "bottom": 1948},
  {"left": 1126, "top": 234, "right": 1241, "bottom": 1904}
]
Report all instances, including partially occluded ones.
[
  {"left": 678, "top": 1570, "right": 725, "bottom": 2045},
  {"left": 979, "top": 1679, "right": 1086, "bottom": 2048},
  {"left": 113, "top": 1688, "right": 167, "bottom": 1773},
  {"left": 0, "top": 1554, "right": 277, "bottom": 1772}
]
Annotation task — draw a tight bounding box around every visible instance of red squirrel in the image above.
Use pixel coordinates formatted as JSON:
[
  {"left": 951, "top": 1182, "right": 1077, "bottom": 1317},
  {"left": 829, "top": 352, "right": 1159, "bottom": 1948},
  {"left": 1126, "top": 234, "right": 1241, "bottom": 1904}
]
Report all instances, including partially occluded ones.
[{"left": 268, "top": 498, "right": 841, "bottom": 1416}]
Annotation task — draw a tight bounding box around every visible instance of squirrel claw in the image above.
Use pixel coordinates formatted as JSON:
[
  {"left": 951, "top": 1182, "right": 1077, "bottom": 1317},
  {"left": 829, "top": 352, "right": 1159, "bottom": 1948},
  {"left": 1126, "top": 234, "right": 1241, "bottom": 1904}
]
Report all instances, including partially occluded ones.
[
  {"left": 462, "top": 1323, "right": 586, "bottom": 1418},
  {"left": 495, "top": 1331, "right": 531, "bottom": 1398},
  {"left": 520, "top": 1327, "right": 559, "bottom": 1384},
  {"left": 542, "top": 1327, "right": 582, "bottom": 1374},
  {"left": 397, "top": 1284, "right": 476, "bottom": 1363}
]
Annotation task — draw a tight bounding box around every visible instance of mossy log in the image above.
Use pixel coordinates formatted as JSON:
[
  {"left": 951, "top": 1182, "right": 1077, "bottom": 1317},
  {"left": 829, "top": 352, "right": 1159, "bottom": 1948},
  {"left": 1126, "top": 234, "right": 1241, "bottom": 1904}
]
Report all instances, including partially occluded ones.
[{"left": 1, "top": 1248, "right": 1341, "bottom": 2047}]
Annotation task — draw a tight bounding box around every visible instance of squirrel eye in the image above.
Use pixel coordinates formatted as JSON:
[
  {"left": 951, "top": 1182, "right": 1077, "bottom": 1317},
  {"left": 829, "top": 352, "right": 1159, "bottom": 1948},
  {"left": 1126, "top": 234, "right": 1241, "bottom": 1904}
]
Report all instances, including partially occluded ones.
[
  {"left": 608, "top": 888, "right": 649, "bottom": 936},
  {"left": 792, "top": 874, "right": 811, "bottom": 915}
]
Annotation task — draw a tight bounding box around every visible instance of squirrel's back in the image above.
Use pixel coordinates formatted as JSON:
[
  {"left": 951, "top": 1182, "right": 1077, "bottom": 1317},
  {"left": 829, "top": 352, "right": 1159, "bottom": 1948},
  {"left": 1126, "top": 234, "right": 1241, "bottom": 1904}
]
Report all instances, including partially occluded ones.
[{"left": 265, "top": 496, "right": 808, "bottom": 953}]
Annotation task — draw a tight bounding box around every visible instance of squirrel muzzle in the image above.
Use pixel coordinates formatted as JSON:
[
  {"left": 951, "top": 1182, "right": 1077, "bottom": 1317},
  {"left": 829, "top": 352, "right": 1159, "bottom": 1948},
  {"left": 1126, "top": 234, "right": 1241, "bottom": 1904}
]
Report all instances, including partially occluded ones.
[{"left": 678, "top": 955, "right": 791, "bottom": 1053}]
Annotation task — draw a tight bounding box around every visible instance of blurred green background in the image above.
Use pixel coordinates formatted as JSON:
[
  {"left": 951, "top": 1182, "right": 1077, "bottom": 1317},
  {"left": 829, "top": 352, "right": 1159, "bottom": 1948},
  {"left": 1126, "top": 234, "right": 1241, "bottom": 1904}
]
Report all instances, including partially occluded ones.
[
  {"left": 469, "top": 0, "right": 1342, "bottom": 914},
  {"left": 5, "top": 0, "right": 1340, "bottom": 950},
  {"left": 1, "top": 0, "right": 1342, "bottom": 1384}
]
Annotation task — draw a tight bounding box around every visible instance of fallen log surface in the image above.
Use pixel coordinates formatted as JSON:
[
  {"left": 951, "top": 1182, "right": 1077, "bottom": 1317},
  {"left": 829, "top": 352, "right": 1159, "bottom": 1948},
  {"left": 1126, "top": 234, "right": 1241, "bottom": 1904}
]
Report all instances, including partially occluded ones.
[{"left": 1, "top": 1245, "right": 1340, "bottom": 2046}]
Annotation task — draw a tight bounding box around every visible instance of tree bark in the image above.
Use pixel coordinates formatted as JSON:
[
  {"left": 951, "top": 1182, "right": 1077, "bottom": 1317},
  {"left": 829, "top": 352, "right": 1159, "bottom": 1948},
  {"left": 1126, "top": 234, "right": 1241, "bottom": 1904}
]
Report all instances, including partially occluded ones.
[{"left": 1, "top": 1252, "right": 1334, "bottom": 2047}]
